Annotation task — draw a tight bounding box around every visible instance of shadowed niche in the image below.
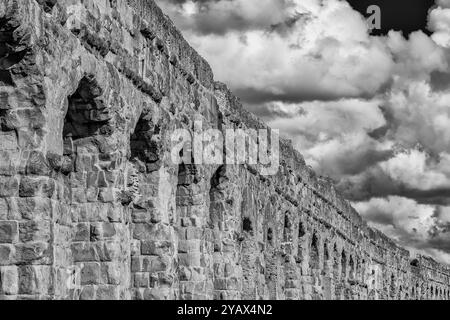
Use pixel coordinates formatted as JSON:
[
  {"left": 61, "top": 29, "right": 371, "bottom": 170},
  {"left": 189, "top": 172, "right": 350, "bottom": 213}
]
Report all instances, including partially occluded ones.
[{"left": 63, "top": 76, "right": 110, "bottom": 141}]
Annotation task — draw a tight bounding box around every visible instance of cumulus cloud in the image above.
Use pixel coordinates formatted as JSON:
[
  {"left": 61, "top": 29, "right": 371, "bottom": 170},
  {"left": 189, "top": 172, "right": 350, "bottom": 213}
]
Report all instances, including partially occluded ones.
[
  {"left": 158, "top": 0, "right": 395, "bottom": 102},
  {"left": 354, "top": 197, "right": 450, "bottom": 263},
  {"left": 156, "top": 0, "right": 297, "bottom": 35}
]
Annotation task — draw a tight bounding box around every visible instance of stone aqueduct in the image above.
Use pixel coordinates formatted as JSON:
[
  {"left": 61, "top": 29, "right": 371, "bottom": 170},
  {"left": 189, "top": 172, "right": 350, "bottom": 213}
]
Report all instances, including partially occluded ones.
[{"left": 0, "top": 0, "right": 449, "bottom": 300}]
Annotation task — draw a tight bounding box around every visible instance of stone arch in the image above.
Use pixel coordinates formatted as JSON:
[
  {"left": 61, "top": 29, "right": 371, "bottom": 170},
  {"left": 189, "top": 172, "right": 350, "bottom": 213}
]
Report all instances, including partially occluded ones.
[
  {"left": 348, "top": 255, "right": 355, "bottom": 280},
  {"left": 64, "top": 75, "right": 110, "bottom": 142},
  {"left": 322, "top": 241, "right": 330, "bottom": 275},
  {"left": 341, "top": 250, "right": 347, "bottom": 280},
  {"left": 62, "top": 75, "right": 113, "bottom": 176},
  {"left": 332, "top": 243, "right": 340, "bottom": 280},
  {"left": 209, "top": 165, "right": 229, "bottom": 229},
  {"left": 283, "top": 212, "right": 293, "bottom": 242},
  {"left": 243, "top": 217, "right": 253, "bottom": 233},
  {"left": 354, "top": 256, "right": 360, "bottom": 281},
  {"left": 309, "top": 232, "right": 320, "bottom": 272},
  {"left": 389, "top": 274, "right": 396, "bottom": 299},
  {"left": 296, "top": 220, "right": 306, "bottom": 263},
  {"left": 332, "top": 244, "right": 341, "bottom": 299},
  {"left": 267, "top": 227, "right": 274, "bottom": 246},
  {"left": 0, "top": 16, "right": 31, "bottom": 87}
]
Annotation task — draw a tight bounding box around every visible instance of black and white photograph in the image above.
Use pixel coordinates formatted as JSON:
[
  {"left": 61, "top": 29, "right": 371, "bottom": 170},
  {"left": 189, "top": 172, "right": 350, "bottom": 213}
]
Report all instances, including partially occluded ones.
[{"left": 1, "top": 0, "right": 450, "bottom": 308}]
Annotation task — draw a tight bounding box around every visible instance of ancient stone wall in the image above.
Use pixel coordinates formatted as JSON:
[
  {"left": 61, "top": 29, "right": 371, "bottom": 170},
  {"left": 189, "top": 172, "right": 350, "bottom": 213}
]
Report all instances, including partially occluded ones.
[{"left": 0, "top": 0, "right": 449, "bottom": 300}]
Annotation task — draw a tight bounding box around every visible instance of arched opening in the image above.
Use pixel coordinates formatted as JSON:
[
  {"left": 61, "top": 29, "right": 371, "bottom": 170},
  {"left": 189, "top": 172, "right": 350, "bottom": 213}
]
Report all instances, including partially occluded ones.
[
  {"left": 361, "top": 259, "right": 366, "bottom": 282},
  {"left": 332, "top": 244, "right": 340, "bottom": 280},
  {"left": 0, "top": 17, "right": 30, "bottom": 87},
  {"left": 410, "top": 259, "right": 419, "bottom": 267},
  {"left": 267, "top": 228, "right": 274, "bottom": 245},
  {"left": 309, "top": 233, "right": 320, "bottom": 271},
  {"left": 61, "top": 75, "right": 112, "bottom": 177},
  {"left": 296, "top": 221, "right": 306, "bottom": 263},
  {"left": 348, "top": 256, "right": 355, "bottom": 280},
  {"left": 333, "top": 244, "right": 341, "bottom": 299},
  {"left": 130, "top": 111, "right": 161, "bottom": 173},
  {"left": 298, "top": 221, "right": 306, "bottom": 238},
  {"left": 64, "top": 76, "right": 110, "bottom": 141},
  {"left": 341, "top": 251, "right": 347, "bottom": 280},
  {"left": 243, "top": 217, "right": 253, "bottom": 233},
  {"left": 323, "top": 242, "right": 330, "bottom": 274},
  {"left": 390, "top": 274, "right": 396, "bottom": 299},
  {"left": 283, "top": 214, "right": 292, "bottom": 242},
  {"left": 209, "top": 165, "right": 228, "bottom": 228}
]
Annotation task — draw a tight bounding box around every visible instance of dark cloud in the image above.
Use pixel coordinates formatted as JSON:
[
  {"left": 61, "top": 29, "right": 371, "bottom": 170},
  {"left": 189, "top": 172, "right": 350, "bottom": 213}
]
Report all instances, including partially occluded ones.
[
  {"left": 234, "top": 87, "right": 380, "bottom": 105},
  {"left": 338, "top": 166, "right": 450, "bottom": 206},
  {"left": 430, "top": 70, "right": 450, "bottom": 91}
]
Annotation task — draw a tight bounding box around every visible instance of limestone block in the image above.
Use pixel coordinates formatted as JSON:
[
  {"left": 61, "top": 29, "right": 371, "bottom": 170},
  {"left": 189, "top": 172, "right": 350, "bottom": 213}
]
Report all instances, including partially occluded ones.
[
  {"left": 0, "top": 266, "right": 18, "bottom": 295},
  {"left": 0, "top": 221, "right": 18, "bottom": 244}
]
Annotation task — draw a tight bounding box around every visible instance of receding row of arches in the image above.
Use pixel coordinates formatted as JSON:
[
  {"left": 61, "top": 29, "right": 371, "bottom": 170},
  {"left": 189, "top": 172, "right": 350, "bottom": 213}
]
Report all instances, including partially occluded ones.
[
  {"left": 410, "top": 283, "right": 450, "bottom": 300},
  {"left": 279, "top": 214, "right": 365, "bottom": 282}
]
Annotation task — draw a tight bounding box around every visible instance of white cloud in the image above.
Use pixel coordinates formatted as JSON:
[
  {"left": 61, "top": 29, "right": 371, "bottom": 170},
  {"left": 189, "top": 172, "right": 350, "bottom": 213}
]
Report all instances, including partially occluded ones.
[
  {"left": 179, "top": 0, "right": 394, "bottom": 101},
  {"left": 354, "top": 196, "right": 450, "bottom": 263}
]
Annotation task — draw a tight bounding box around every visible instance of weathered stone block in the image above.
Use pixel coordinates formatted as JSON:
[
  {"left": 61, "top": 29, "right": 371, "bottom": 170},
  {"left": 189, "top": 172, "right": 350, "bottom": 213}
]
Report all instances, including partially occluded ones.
[
  {"left": 96, "top": 285, "right": 119, "bottom": 300},
  {"left": 73, "top": 223, "right": 90, "bottom": 242},
  {"left": 81, "top": 262, "right": 101, "bottom": 285},
  {"left": 141, "top": 240, "right": 173, "bottom": 256},
  {"left": 80, "top": 285, "right": 95, "bottom": 300},
  {"left": 0, "top": 266, "right": 18, "bottom": 295},
  {"left": 14, "top": 197, "right": 52, "bottom": 221},
  {"left": 18, "top": 265, "right": 52, "bottom": 295},
  {"left": 101, "top": 263, "right": 121, "bottom": 285},
  {"left": 15, "top": 242, "right": 52, "bottom": 265},
  {"left": 0, "top": 176, "right": 19, "bottom": 197},
  {"left": 0, "top": 221, "right": 19, "bottom": 244},
  {"left": 134, "top": 272, "right": 149, "bottom": 288},
  {"left": 19, "top": 220, "right": 51, "bottom": 242},
  {"left": 0, "top": 245, "right": 15, "bottom": 266},
  {"left": 26, "top": 151, "right": 51, "bottom": 176},
  {"left": 19, "top": 176, "right": 55, "bottom": 198}
]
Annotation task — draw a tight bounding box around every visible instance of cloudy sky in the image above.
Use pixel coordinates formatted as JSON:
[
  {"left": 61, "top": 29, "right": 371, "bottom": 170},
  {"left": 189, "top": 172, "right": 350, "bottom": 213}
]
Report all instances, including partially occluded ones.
[{"left": 156, "top": 0, "right": 450, "bottom": 263}]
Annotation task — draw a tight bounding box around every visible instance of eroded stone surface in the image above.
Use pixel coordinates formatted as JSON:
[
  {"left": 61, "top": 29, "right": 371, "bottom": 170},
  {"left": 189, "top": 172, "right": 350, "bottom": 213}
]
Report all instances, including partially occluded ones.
[{"left": 0, "top": 0, "right": 449, "bottom": 300}]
